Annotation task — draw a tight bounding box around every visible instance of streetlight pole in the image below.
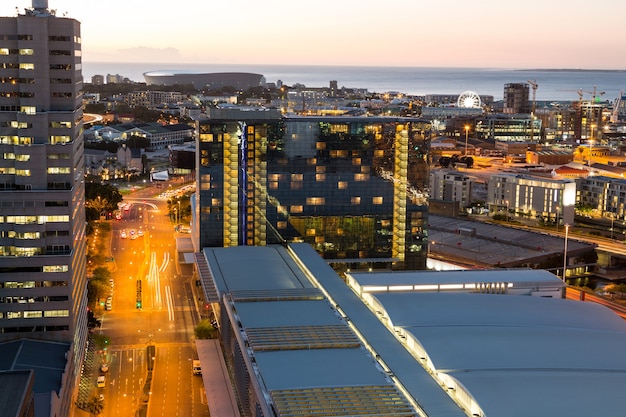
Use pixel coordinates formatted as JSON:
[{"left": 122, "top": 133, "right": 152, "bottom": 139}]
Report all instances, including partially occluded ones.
[
  {"left": 588, "top": 124, "right": 595, "bottom": 168},
  {"left": 562, "top": 224, "right": 569, "bottom": 283},
  {"left": 464, "top": 125, "right": 469, "bottom": 156}
]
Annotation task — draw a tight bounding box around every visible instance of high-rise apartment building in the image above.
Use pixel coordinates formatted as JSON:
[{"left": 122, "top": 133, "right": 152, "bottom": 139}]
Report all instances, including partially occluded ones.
[
  {"left": 0, "top": 0, "right": 87, "bottom": 412},
  {"left": 195, "top": 108, "right": 430, "bottom": 270}
]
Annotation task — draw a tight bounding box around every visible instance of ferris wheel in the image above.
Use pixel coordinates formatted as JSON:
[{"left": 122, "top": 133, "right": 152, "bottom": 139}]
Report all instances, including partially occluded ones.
[{"left": 457, "top": 91, "right": 482, "bottom": 108}]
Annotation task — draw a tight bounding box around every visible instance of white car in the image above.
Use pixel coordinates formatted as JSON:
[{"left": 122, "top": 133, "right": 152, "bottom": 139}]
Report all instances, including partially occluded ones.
[{"left": 120, "top": 230, "right": 127, "bottom": 239}]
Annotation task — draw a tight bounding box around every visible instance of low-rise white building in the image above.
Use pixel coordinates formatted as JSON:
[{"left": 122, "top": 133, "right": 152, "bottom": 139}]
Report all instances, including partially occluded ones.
[
  {"left": 429, "top": 170, "right": 474, "bottom": 210},
  {"left": 488, "top": 173, "right": 576, "bottom": 225}
]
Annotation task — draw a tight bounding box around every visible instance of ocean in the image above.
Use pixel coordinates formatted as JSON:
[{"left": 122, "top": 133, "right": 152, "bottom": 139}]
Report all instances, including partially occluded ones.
[{"left": 82, "top": 62, "right": 626, "bottom": 102}]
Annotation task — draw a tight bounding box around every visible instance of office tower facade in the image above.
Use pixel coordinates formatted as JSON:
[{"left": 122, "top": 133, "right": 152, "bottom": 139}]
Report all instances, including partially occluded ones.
[
  {"left": 503, "top": 82, "right": 530, "bottom": 114},
  {"left": 0, "top": 0, "right": 87, "bottom": 412},
  {"left": 196, "top": 108, "right": 430, "bottom": 270}
]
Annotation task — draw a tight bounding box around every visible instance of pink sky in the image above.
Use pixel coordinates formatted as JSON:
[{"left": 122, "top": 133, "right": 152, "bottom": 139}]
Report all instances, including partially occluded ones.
[{"left": 4, "top": 0, "right": 626, "bottom": 69}]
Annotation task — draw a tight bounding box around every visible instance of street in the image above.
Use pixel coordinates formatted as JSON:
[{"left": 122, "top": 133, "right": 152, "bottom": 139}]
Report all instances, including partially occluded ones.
[{"left": 93, "top": 186, "right": 208, "bottom": 417}]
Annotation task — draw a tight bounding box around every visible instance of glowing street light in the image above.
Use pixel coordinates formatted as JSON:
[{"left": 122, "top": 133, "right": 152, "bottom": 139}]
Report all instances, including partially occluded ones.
[
  {"left": 464, "top": 125, "right": 470, "bottom": 156},
  {"left": 588, "top": 124, "right": 596, "bottom": 168}
]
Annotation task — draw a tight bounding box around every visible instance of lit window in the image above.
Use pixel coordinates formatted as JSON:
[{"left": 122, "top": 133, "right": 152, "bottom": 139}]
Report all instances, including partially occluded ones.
[
  {"left": 44, "top": 310, "right": 69, "bottom": 317},
  {"left": 306, "top": 228, "right": 316, "bottom": 236},
  {"left": 375, "top": 149, "right": 385, "bottom": 157},
  {"left": 351, "top": 197, "right": 361, "bottom": 204},
  {"left": 43, "top": 265, "right": 68, "bottom": 272},
  {"left": 47, "top": 167, "right": 70, "bottom": 174},
  {"left": 16, "top": 169, "right": 30, "bottom": 177},
  {"left": 306, "top": 197, "right": 325, "bottom": 205},
  {"left": 211, "top": 198, "right": 221, "bottom": 206},
  {"left": 373, "top": 197, "right": 383, "bottom": 205},
  {"left": 290, "top": 205, "right": 303, "bottom": 213},
  {"left": 20, "top": 106, "right": 36, "bottom": 115},
  {"left": 49, "top": 135, "right": 71, "bottom": 144},
  {"left": 338, "top": 181, "right": 347, "bottom": 189},
  {"left": 316, "top": 142, "right": 326, "bottom": 150},
  {"left": 277, "top": 221, "right": 287, "bottom": 229},
  {"left": 19, "top": 63, "right": 34, "bottom": 70},
  {"left": 316, "top": 174, "right": 325, "bottom": 181},
  {"left": 269, "top": 181, "right": 278, "bottom": 189},
  {"left": 352, "top": 158, "right": 361, "bottom": 165},
  {"left": 354, "top": 173, "right": 369, "bottom": 181},
  {"left": 19, "top": 49, "right": 34, "bottom": 56},
  {"left": 291, "top": 174, "right": 303, "bottom": 181}
]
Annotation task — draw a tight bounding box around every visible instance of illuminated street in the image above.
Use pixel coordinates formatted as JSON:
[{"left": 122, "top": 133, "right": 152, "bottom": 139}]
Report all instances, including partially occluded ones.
[{"left": 93, "top": 185, "right": 208, "bottom": 417}]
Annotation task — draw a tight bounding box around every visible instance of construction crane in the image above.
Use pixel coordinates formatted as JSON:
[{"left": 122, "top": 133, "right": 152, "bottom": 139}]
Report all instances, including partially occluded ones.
[
  {"left": 557, "top": 89, "right": 584, "bottom": 102},
  {"left": 588, "top": 85, "right": 605, "bottom": 103},
  {"left": 527, "top": 80, "right": 538, "bottom": 141},
  {"left": 587, "top": 86, "right": 606, "bottom": 141}
]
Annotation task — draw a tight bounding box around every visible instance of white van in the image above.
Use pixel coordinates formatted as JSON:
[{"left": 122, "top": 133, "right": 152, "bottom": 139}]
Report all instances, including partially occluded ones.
[{"left": 192, "top": 360, "right": 201, "bottom": 375}]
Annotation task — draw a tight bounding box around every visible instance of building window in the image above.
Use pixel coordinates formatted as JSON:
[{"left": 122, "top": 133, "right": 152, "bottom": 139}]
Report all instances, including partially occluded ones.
[
  {"left": 43, "top": 265, "right": 68, "bottom": 273},
  {"left": 338, "top": 181, "right": 348, "bottom": 189},
  {"left": 373, "top": 197, "right": 383, "bottom": 205},
  {"left": 49, "top": 136, "right": 71, "bottom": 144},
  {"left": 19, "top": 63, "right": 34, "bottom": 70},
  {"left": 306, "top": 197, "right": 325, "bottom": 205},
  {"left": 50, "top": 121, "right": 72, "bottom": 128},
  {"left": 290, "top": 205, "right": 303, "bottom": 213},
  {"left": 351, "top": 197, "right": 361, "bottom": 204},
  {"left": 19, "top": 49, "right": 34, "bottom": 56},
  {"left": 47, "top": 167, "right": 71, "bottom": 174}
]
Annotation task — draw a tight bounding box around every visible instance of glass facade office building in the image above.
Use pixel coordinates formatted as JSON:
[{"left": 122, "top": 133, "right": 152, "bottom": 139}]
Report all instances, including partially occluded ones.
[{"left": 196, "top": 109, "right": 430, "bottom": 270}]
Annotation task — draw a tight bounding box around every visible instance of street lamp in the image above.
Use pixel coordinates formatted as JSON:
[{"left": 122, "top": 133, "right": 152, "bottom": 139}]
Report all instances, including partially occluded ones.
[
  {"left": 562, "top": 223, "right": 569, "bottom": 283},
  {"left": 588, "top": 124, "right": 596, "bottom": 168},
  {"left": 464, "top": 125, "right": 469, "bottom": 156}
]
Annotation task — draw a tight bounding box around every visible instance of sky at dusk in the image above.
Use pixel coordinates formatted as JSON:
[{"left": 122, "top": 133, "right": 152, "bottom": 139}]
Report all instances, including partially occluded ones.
[{"left": 3, "top": 0, "right": 626, "bottom": 69}]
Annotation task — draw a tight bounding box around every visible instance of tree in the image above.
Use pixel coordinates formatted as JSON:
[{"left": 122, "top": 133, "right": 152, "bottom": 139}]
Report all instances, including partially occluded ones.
[
  {"left": 85, "top": 183, "right": 123, "bottom": 215},
  {"left": 194, "top": 319, "right": 217, "bottom": 339}
]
